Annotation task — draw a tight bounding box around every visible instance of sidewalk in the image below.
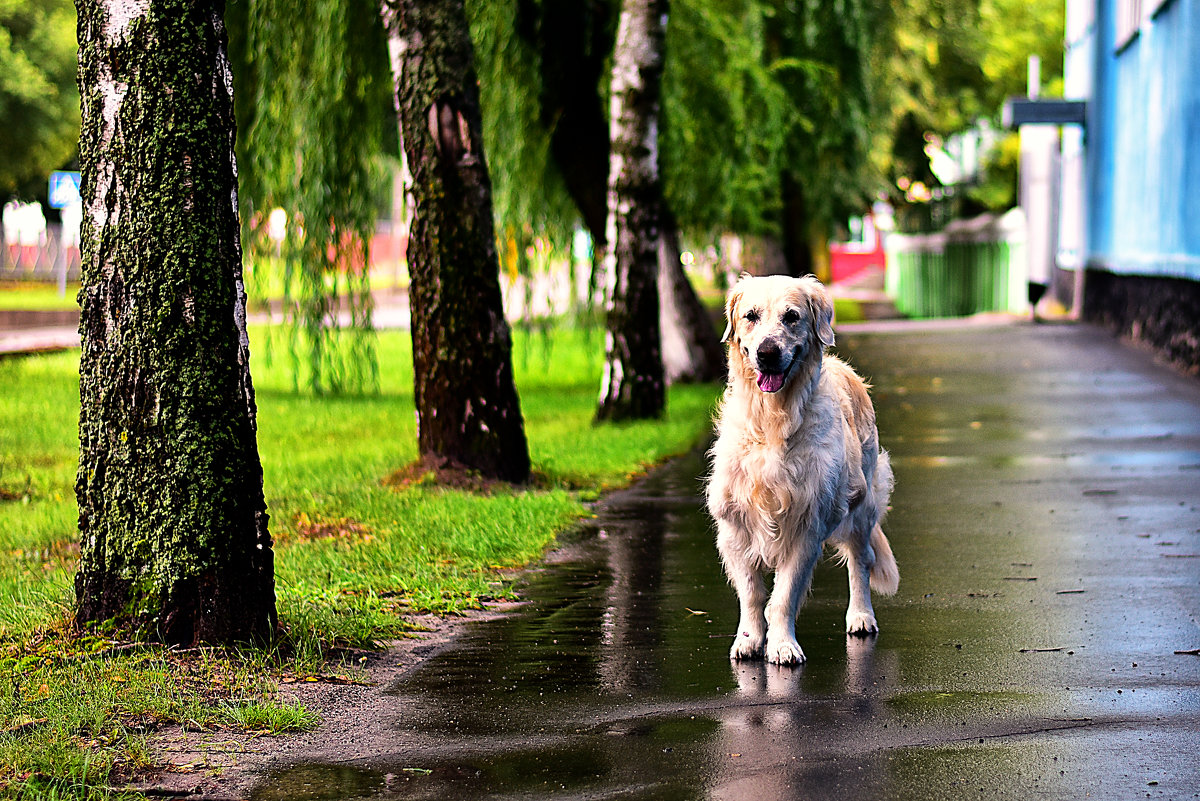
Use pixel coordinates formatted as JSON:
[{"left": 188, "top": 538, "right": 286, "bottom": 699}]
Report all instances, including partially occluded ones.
[
  {"left": 220, "top": 318, "right": 1199, "bottom": 801},
  {"left": 0, "top": 315, "right": 78, "bottom": 356}
]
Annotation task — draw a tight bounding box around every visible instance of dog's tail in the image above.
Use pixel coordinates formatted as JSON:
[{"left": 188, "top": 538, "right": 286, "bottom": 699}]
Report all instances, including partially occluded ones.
[{"left": 869, "top": 525, "right": 900, "bottom": 595}]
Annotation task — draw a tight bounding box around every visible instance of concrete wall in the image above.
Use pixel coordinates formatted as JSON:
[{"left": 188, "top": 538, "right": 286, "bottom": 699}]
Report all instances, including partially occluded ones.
[{"left": 1084, "top": 270, "right": 1200, "bottom": 374}]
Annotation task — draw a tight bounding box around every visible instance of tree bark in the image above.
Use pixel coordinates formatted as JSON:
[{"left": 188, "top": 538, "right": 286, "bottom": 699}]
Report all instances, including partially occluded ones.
[
  {"left": 382, "top": 0, "right": 530, "bottom": 483},
  {"left": 536, "top": 0, "right": 615, "bottom": 245},
  {"left": 74, "top": 0, "right": 275, "bottom": 645},
  {"left": 595, "top": 0, "right": 668, "bottom": 422},
  {"left": 781, "top": 170, "right": 815, "bottom": 278},
  {"left": 658, "top": 209, "right": 724, "bottom": 384}
]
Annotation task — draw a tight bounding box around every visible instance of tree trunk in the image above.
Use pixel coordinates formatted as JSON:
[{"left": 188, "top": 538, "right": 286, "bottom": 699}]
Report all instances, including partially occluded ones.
[
  {"left": 781, "top": 170, "right": 814, "bottom": 278},
  {"left": 595, "top": 0, "right": 668, "bottom": 422},
  {"left": 74, "top": 0, "right": 275, "bottom": 645},
  {"left": 658, "top": 209, "right": 724, "bottom": 384},
  {"left": 536, "top": 1, "right": 615, "bottom": 246},
  {"left": 382, "top": 0, "right": 530, "bottom": 483}
]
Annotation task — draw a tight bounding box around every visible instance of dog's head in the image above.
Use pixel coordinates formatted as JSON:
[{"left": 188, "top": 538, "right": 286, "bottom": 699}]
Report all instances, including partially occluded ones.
[{"left": 721, "top": 274, "right": 835, "bottom": 394}]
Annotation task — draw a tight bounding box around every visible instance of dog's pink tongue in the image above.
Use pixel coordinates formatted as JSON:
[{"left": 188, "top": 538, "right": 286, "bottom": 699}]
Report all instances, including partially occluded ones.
[{"left": 757, "top": 372, "right": 785, "bottom": 393}]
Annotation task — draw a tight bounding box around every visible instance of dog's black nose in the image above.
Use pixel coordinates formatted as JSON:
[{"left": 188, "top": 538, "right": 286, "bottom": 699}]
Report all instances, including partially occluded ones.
[{"left": 757, "top": 341, "right": 784, "bottom": 371}]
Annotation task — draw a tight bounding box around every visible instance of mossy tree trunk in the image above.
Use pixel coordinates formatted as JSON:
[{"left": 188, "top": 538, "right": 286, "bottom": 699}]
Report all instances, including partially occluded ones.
[
  {"left": 595, "top": 0, "right": 668, "bottom": 422},
  {"left": 74, "top": 0, "right": 276, "bottom": 645},
  {"left": 381, "top": 0, "right": 530, "bottom": 483}
]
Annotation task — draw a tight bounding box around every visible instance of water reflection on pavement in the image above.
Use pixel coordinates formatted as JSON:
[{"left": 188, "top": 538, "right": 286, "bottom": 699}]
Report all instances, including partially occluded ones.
[{"left": 254, "top": 323, "right": 1200, "bottom": 801}]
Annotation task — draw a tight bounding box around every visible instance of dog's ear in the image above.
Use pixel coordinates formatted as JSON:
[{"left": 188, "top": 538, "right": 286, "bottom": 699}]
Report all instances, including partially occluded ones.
[
  {"left": 721, "top": 284, "right": 745, "bottom": 343},
  {"left": 800, "top": 275, "right": 835, "bottom": 349}
]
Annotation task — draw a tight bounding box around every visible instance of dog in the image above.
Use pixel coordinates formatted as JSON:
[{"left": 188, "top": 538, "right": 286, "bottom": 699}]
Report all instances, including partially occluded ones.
[{"left": 705, "top": 274, "right": 898, "bottom": 665}]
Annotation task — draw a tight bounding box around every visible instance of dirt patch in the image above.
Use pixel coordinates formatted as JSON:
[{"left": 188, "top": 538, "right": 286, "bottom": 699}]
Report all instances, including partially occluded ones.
[
  {"left": 382, "top": 455, "right": 513, "bottom": 494},
  {"left": 382, "top": 455, "right": 579, "bottom": 494},
  {"left": 130, "top": 604, "right": 521, "bottom": 800}
]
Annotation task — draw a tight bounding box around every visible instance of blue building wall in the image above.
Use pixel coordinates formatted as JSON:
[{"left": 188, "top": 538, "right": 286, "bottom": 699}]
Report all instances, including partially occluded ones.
[{"left": 1086, "top": 0, "right": 1200, "bottom": 280}]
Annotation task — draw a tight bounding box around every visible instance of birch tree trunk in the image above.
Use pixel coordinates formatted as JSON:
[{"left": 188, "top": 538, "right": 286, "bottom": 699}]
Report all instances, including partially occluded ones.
[
  {"left": 381, "top": 0, "right": 530, "bottom": 483},
  {"left": 595, "top": 0, "right": 667, "bottom": 422},
  {"left": 74, "top": 0, "right": 275, "bottom": 644}
]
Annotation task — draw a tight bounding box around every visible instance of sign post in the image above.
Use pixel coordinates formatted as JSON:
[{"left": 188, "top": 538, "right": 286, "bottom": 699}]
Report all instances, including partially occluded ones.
[{"left": 49, "top": 172, "right": 82, "bottom": 297}]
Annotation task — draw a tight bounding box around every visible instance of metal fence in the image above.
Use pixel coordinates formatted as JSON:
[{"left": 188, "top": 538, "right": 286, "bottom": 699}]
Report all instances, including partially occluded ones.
[
  {"left": 1, "top": 223, "right": 82, "bottom": 285},
  {"left": 885, "top": 209, "right": 1028, "bottom": 318}
]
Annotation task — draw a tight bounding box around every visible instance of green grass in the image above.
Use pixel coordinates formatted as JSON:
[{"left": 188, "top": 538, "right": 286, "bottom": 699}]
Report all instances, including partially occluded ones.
[
  {"left": 0, "top": 283, "right": 80, "bottom": 312},
  {"left": 834, "top": 297, "right": 866, "bottom": 325},
  {"left": 242, "top": 257, "right": 406, "bottom": 308},
  {"left": 0, "top": 321, "right": 719, "bottom": 797}
]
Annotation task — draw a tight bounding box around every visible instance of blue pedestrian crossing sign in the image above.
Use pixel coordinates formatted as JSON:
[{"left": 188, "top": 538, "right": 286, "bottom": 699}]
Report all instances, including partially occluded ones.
[{"left": 49, "top": 171, "right": 82, "bottom": 209}]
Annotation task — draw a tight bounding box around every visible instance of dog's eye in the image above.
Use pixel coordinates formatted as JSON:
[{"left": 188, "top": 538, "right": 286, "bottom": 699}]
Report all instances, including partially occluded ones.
[
  {"left": 782, "top": 309, "right": 801, "bottom": 325},
  {"left": 745, "top": 309, "right": 760, "bottom": 324}
]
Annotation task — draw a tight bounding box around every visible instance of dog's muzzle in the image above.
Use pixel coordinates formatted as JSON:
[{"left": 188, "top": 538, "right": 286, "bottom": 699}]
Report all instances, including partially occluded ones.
[{"left": 754, "top": 340, "right": 798, "bottom": 393}]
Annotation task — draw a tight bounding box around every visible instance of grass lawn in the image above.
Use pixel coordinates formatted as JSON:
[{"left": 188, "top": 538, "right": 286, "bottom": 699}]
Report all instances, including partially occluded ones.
[
  {"left": 0, "top": 323, "right": 720, "bottom": 798},
  {"left": 0, "top": 282, "right": 80, "bottom": 312}
]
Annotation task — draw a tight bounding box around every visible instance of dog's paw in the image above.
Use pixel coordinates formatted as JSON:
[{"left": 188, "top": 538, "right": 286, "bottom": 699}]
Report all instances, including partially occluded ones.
[
  {"left": 765, "top": 638, "right": 806, "bottom": 666},
  {"left": 730, "top": 631, "right": 766, "bottom": 660},
  {"left": 846, "top": 611, "right": 879, "bottom": 636}
]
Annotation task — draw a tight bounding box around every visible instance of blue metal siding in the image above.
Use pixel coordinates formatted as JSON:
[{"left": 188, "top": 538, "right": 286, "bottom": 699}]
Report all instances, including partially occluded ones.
[
  {"left": 1091, "top": 0, "right": 1200, "bottom": 279},
  {"left": 1186, "top": 0, "right": 1200, "bottom": 259},
  {"left": 1086, "top": 0, "right": 1116, "bottom": 259}
]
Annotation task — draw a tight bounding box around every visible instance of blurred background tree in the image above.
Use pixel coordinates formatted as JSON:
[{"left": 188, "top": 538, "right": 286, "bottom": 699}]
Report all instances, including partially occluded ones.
[
  {"left": 0, "top": 0, "right": 79, "bottom": 203},
  {"left": 594, "top": 0, "right": 668, "bottom": 422},
  {"left": 870, "top": 0, "right": 1064, "bottom": 227}
]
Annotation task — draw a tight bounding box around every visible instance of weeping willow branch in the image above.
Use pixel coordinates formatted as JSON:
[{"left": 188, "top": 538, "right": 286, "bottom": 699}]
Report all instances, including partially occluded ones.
[{"left": 234, "top": 0, "right": 394, "bottom": 394}]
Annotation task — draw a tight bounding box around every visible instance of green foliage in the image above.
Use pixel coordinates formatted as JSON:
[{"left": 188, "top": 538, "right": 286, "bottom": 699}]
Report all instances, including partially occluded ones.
[
  {"left": 661, "top": 0, "right": 880, "bottom": 241},
  {"left": 0, "top": 0, "right": 79, "bottom": 199},
  {"left": 872, "top": 0, "right": 1065, "bottom": 191},
  {"left": 966, "top": 131, "right": 1021, "bottom": 211},
  {"left": 463, "top": 0, "right": 885, "bottom": 255},
  {"left": 232, "top": 0, "right": 394, "bottom": 394},
  {"left": 466, "top": 1, "right": 578, "bottom": 256},
  {"left": 661, "top": 0, "right": 789, "bottom": 235},
  {"left": 769, "top": 0, "right": 880, "bottom": 230}
]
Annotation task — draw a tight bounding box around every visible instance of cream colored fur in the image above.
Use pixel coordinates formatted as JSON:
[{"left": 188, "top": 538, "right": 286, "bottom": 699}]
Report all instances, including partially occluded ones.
[{"left": 706, "top": 274, "right": 898, "bottom": 666}]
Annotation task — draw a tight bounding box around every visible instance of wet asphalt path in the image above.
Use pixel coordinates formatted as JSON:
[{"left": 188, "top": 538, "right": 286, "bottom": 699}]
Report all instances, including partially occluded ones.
[{"left": 254, "top": 322, "right": 1200, "bottom": 800}]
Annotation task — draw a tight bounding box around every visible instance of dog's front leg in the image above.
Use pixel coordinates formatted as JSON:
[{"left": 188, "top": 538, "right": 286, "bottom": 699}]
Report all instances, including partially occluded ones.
[
  {"left": 844, "top": 531, "right": 879, "bottom": 635},
  {"left": 717, "top": 521, "right": 767, "bottom": 660},
  {"left": 764, "top": 540, "right": 823, "bottom": 665}
]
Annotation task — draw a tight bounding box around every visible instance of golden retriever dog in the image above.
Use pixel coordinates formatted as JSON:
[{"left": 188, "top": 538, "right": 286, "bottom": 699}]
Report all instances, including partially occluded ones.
[{"left": 706, "top": 275, "right": 898, "bottom": 665}]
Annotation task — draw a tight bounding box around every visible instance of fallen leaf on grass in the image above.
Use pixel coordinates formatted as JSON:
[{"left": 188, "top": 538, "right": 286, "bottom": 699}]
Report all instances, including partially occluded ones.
[
  {"left": 300, "top": 675, "right": 370, "bottom": 686},
  {"left": 3, "top": 717, "right": 47, "bottom": 733}
]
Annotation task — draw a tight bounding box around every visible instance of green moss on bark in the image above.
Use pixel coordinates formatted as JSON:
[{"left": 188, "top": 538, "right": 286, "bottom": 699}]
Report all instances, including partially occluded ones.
[
  {"left": 384, "top": 0, "right": 531, "bottom": 483},
  {"left": 74, "top": 0, "right": 276, "bottom": 645}
]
